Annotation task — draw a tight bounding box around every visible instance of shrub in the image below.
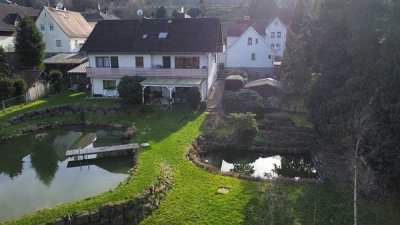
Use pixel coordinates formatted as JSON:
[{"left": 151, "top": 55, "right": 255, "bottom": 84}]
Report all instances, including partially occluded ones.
[
  {"left": 186, "top": 87, "right": 201, "bottom": 110},
  {"left": 0, "top": 78, "right": 15, "bottom": 100},
  {"left": 225, "top": 75, "right": 244, "bottom": 91},
  {"left": 227, "top": 112, "right": 259, "bottom": 144},
  {"left": 117, "top": 76, "right": 143, "bottom": 104},
  {"left": 139, "top": 104, "right": 154, "bottom": 114},
  {"left": 49, "top": 70, "right": 63, "bottom": 93},
  {"left": 229, "top": 70, "right": 248, "bottom": 80},
  {"left": 222, "top": 89, "right": 266, "bottom": 116},
  {"left": 13, "top": 78, "right": 27, "bottom": 96},
  {"left": 232, "top": 163, "right": 255, "bottom": 176}
]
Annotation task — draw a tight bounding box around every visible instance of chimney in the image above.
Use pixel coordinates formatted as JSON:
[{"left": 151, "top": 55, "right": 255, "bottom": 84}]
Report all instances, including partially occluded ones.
[{"left": 180, "top": 7, "right": 184, "bottom": 13}]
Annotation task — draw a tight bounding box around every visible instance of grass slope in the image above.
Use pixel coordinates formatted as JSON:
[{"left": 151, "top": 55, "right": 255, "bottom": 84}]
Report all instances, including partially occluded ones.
[{"left": 2, "top": 93, "right": 400, "bottom": 224}]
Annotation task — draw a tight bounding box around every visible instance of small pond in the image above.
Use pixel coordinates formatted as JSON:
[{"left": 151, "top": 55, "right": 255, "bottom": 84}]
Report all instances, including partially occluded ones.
[
  {"left": 0, "top": 127, "right": 134, "bottom": 222},
  {"left": 205, "top": 151, "right": 317, "bottom": 179}
]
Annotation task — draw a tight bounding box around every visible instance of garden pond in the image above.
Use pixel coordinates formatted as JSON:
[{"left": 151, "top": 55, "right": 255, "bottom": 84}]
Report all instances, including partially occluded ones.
[
  {"left": 205, "top": 151, "right": 317, "bottom": 179},
  {"left": 0, "top": 127, "right": 134, "bottom": 222}
]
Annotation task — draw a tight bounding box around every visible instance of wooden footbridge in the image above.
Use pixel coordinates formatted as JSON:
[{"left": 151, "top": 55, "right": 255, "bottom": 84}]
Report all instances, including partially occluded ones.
[{"left": 65, "top": 143, "right": 140, "bottom": 158}]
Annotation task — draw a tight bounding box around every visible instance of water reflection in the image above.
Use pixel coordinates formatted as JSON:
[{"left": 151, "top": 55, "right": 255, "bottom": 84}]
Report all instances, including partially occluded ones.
[
  {"left": 205, "top": 151, "right": 317, "bottom": 178},
  {"left": 0, "top": 127, "right": 133, "bottom": 222}
]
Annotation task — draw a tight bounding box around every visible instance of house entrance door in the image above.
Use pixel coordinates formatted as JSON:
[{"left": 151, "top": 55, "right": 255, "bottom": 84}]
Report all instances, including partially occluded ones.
[{"left": 163, "top": 56, "right": 171, "bottom": 68}]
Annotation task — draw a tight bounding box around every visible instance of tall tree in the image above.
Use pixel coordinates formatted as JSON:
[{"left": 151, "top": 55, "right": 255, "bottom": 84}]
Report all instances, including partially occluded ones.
[
  {"left": 15, "top": 17, "right": 45, "bottom": 70},
  {"left": 156, "top": 6, "right": 167, "bottom": 18}
]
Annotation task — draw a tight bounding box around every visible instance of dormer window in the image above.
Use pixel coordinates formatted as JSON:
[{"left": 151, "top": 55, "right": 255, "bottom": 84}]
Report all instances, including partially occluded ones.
[
  {"left": 271, "top": 32, "right": 275, "bottom": 38},
  {"left": 248, "top": 37, "right": 252, "bottom": 45},
  {"left": 158, "top": 32, "right": 168, "bottom": 39}
]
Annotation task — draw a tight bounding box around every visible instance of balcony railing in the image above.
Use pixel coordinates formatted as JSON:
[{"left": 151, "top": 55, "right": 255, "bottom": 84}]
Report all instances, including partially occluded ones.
[{"left": 86, "top": 67, "right": 208, "bottom": 79}]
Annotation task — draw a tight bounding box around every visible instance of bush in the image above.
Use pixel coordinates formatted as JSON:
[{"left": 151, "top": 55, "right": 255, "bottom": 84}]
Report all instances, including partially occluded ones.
[
  {"left": 13, "top": 78, "right": 27, "bottom": 96},
  {"left": 227, "top": 112, "right": 259, "bottom": 144},
  {"left": 186, "top": 87, "right": 201, "bottom": 110},
  {"left": 139, "top": 104, "right": 154, "bottom": 114},
  {"left": 49, "top": 70, "right": 63, "bottom": 93},
  {"left": 117, "top": 76, "right": 143, "bottom": 104},
  {"left": 0, "top": 78, "right": 15, "bottom": 100},
  {"left": 222, "top": 89, "right": 266, "bottom": 116},
  {"left": 225, "top": 75, "right": 244, "bottom": 91},
  {"left": 229, "top": 70, "right": 248, "bottom": 80}
]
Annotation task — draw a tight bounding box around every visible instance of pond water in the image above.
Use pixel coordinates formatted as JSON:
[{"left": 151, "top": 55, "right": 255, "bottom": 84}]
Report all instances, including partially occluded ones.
[
  {"left": 0, "top": 128, "right": 134, "bottom": 222},
  {"left": 205, "top": 151, "right": 317, "bottom": 179}
]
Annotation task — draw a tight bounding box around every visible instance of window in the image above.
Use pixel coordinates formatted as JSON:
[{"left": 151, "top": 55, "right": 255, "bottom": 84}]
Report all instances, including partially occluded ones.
[
  {"left": 276, "top": 43, "right": 281, "bottom": 49},
  {"left": 271, "top": 32, "right": 275, "bottom": 38},
  {"left": 277, "top": 32, "right": 282, "bottom": 38},
  {"left": 271, "top": 44, "right": 274, "bottom": 49},
  {"left": 255, "top": 38, "right": 258, "bottom": 44},
  {"left": 74, "top": 40, "right": 78, "bottom": 47},
  {"left": 268, "top": 55, "right": 272, "bottom": 59},
  {"left": 251, "top": 53, "right": 256, "bottom": 60},
  {"left": 40, "top": 24, "right": 45, "bottom": 31},
  {"left": 49, "top": 23, "right": 54, "bottom": 31},
  {"left": 158, "top": 32, "right": 168, "bottom": 39},
  {"left": 96, "top": 57, "right": 110, "bottom": 67},
  {"left": 175, "top": 57, "right": 200, "bottom": 69},
  {"left": 56, "top": 40, "right": 61, "bottom": 47},
  {"left": 103, "top": 80, "right": 116, "bottom": 90},
  {"left": 248, "top": 37, "right": 252, "bottom": 45},
  {"left": 110, "top": 56, "right": 119, "bottom": 68},
  {"left": 135, "top": 56, "right": 144, "bottom": 68}
]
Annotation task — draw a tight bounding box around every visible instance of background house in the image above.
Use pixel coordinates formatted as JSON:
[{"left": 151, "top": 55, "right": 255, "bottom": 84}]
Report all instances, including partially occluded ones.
[
  {"left": 224, "top": 17, "right": 288, "bottom": 77},
  {"left": 84, "top": 9, "right": 119, "bottom": 28},
  {"left": 81, "top": 18, "right": 223, "bottom": 101},
  {"left": 35, "top": 6, "right": 92, "bottom": 55},
  {"left": 0, "top": 3, "right": 39, "bottom": 52}
]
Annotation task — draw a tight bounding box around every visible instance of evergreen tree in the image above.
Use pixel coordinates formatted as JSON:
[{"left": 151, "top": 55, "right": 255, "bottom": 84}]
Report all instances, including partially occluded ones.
[
  {"left": 15, "top": 17, "right": 45, "bottom": 70},
  {"left": 0, "top": 47, "right": 10, "bottom": 76}
]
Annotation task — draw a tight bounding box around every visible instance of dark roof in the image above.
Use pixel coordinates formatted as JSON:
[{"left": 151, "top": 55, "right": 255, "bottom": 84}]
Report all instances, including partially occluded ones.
[
  {"left": 84, "top": 11, "right": 119, "bottom": 23},
  {"left": 81, "top": 18, "right": 223, "bottom": 53},
  {"left": 0, "top": 3, "right": 39, "bottom": 33},
  {"left": 226, "top": 18, "right": 271, "bottom": 37}
]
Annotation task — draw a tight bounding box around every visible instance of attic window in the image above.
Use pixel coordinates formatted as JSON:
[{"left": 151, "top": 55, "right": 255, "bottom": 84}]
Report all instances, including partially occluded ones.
[
  {"left": 142, "top": 34, "right": 148, "bottom": 39},
  {"left": 158, "top": 32, "right": 168, "bottom": 39}
]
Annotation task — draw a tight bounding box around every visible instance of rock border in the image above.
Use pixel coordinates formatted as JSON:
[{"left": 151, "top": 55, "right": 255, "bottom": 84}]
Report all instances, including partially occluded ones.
[
  {"left": 50, "top": 163, "right": 174, "bottom": 225},
  {"left": 187, "top": 138, "right": 318, "bottom": 185}
]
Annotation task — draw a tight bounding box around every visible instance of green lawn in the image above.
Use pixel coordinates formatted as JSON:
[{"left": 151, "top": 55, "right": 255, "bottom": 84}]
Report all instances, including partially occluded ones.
[{"left": 2, "top": 93, "right": 400, "bottom": 225}]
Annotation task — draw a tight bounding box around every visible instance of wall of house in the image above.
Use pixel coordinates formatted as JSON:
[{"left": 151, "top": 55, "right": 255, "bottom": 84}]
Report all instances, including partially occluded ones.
[
  {"left": 36, "top": 9, "right": 81, "bottom": 53},
  {"left": 207, "top": 52, "right": 218, "bottom": 93},
  {"left": 226, "top": 27, "right": 274, "bottom": 69},
  {"left": 69, "top": 38, "right": 86, "bottom": 52},
  {"left": 88, "top": 53, "right": 208, "bottom": 69},
  {"left": 265, "top": 18, "right": 287, "bottom": 57},
  {"left": 0, "top": 36, "right": 15, "bottom": 52},
  {"left": 227, "top": 37, "right": 239, "bottom": 48}
]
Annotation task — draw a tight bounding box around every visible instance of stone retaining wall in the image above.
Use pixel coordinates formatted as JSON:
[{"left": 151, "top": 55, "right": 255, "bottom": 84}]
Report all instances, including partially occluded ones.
[
  {"left": 8, "top": 104, "right": 123, "bottom": 124},
  {"left": 51, "top": 163, "right": 174, "bottom": 225}
]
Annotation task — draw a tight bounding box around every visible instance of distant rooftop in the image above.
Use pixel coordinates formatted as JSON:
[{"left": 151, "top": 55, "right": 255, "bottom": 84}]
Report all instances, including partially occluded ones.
[
  {"left": 0, "top": 3, "right": 39, "bottom": 33},
  {"left": 44, "top": 53, "right": 88, "bottom": 65},
  {"left": 84, "top": 11, "right": 119, "bottom": 23}
]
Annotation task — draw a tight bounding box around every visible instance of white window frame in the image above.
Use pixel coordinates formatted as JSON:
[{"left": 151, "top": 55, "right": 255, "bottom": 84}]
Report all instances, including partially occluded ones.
[
  {"left": 49, "top": 23, "right": 54, "bottom": 31},
  {"left": 96, "top": 56, "right": 111, "bottom": 68},
  {"left": 277, "top": 32, "right": 282, "bottom": 38},
  {"left": 248, "top": 37, "right": 253, "bottom": 45}
]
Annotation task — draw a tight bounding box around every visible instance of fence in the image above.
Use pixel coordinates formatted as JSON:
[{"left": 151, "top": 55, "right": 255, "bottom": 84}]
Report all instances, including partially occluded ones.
[{"left": 1, "top": 94, "right": 26, "bottom": 111}]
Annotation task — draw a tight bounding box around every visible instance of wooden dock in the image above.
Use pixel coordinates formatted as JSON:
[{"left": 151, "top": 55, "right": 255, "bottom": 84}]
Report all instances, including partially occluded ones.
[{"left": 65, "top": 143, "right": 140, "bottom": 158}]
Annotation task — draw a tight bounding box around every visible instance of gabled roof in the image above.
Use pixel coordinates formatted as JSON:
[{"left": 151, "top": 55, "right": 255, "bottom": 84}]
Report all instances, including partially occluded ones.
[
  {"left": 42, "top": 6, "right": 92, "bottom": 38},
  {"left": 81, "top": 18, "right": 223, "bottom": 53},
  {"left": 226, "top": 17, "right": 286, "bottom": 37},
  {"left": 0, "top": 3, "right": 39, "bottom": 33},
  {"left": 84, "top": 11, "right": 119, "bottom": 23}
]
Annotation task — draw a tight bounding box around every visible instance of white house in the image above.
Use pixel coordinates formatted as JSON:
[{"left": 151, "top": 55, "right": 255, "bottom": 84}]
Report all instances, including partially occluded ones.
[
  {"left": 80, "top": 18, "right": 223, "bottom": 102},
  {"left": 0, "top": 3, "right": 39, "bottom": 52},
  {"left": 225, "top": 17, "right": 288, "bottom": 76},
  {"left": 35, "top": 6, "right": 92, "bottom": 54}
]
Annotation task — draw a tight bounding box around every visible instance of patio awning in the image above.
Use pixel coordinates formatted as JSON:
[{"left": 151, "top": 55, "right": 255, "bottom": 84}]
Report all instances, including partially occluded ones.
[{"left": 140, "top": 78, "right": 204, "bottom": 87}]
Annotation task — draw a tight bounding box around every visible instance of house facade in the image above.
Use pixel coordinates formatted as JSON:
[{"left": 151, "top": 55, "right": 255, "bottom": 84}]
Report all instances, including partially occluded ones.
[
  {"left": 225, "top": 17, "right": 287, "bottom": 76},
  {"left": 35, "top": 6, "right": 92, "bottom": 54},
  {"left": 0, "top": 3, "right": 39, "bottom": 52},
  {"left": 81, "top": 18, "right": 223, "bottom": 102}
]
